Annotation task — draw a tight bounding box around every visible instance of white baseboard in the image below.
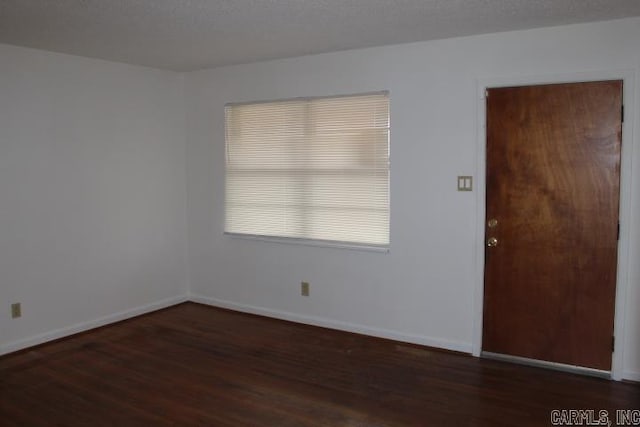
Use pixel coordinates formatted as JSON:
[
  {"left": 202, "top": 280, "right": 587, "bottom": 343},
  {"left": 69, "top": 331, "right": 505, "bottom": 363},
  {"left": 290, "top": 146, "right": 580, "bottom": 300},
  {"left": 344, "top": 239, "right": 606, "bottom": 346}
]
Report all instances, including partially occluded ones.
[
  {"left": 5, "top": 292, "right": 635, "bottom": 381},
  {"left": 189, "top": 294, "right": 472, "bottom": 354},
  {"left": 0, "top": 294, "right": 188, "bottom": 356},
  {"left": 623, "top": 371, "right": 640, "bottom": 382}
]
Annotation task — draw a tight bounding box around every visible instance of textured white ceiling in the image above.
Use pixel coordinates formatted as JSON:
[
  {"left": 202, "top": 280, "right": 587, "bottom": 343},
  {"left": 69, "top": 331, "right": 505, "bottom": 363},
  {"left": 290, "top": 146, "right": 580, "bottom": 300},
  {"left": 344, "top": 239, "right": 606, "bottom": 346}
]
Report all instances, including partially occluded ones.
[{"left": 1, "top": 0, "right": 639, "bottom": 71}]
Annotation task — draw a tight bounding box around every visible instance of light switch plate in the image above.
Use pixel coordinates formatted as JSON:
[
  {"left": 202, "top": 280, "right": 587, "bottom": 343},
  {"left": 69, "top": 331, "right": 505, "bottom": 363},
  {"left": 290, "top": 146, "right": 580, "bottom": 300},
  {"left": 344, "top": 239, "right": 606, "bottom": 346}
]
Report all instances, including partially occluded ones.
[{"left": 458, "top": 176, "right": 473, "bottom": 191}]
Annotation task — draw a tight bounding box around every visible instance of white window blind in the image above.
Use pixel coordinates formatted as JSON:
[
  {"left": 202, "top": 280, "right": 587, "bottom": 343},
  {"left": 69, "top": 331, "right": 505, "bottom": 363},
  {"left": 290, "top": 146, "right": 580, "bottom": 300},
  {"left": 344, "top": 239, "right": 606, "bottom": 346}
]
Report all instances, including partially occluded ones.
[{"left": 225, "top": 92, "right": 389, "bottom": 248}]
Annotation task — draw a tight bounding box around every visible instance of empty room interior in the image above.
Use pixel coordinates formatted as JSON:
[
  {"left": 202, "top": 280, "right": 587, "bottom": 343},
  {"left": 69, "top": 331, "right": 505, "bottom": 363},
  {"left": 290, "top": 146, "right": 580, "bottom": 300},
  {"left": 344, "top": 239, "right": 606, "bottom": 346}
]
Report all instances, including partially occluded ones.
[{"left": 1, "top": 1, "right": 639, "bottom": 425}]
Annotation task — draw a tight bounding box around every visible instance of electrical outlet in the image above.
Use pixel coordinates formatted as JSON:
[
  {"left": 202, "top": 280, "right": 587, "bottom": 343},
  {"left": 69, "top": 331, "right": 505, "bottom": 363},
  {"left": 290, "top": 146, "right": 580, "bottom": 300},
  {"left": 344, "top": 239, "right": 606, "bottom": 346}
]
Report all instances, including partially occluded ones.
[
  {"left": 11, "top": 303, "right": 21, "bottom": 319},
  {"left": 301, "top": 281, "right": 310, "bottom": 297}
]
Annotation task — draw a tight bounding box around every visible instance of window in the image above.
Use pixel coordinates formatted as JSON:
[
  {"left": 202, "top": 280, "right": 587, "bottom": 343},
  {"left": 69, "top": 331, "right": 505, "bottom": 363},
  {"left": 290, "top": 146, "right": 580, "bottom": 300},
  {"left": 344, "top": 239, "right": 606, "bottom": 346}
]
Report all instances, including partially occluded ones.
[{"left": 224, "top": 92, "right": 389, "bottom": 248}]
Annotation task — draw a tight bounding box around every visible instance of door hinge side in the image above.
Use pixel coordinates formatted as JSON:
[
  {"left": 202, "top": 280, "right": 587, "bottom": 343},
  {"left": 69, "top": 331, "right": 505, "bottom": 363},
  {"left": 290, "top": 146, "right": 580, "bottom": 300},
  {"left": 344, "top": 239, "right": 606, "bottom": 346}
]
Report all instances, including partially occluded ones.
[
  {"left": 617, "top": 222, "right": 620, "bottom": 240},
  {"left": 621, "top": 104, "right": 624, "bottom": 123},
  {"left": 612, "top": 336, "right": 615, "bottom": 352}
]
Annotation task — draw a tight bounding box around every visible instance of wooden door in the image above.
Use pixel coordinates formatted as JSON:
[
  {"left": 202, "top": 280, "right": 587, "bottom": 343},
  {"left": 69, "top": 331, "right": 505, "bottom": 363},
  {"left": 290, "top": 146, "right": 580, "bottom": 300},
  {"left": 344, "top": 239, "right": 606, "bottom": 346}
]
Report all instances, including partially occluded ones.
[{"left": 482, "top": 81, "right": 622, "bottom": 371}]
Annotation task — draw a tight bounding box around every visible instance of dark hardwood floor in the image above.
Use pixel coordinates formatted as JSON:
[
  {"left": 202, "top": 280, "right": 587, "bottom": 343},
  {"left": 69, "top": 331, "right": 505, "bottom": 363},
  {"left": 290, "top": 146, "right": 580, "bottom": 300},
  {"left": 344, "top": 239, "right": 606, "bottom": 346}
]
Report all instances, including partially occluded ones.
[{"left": 1, "top": 302, "right": 638, "bottom": 426}]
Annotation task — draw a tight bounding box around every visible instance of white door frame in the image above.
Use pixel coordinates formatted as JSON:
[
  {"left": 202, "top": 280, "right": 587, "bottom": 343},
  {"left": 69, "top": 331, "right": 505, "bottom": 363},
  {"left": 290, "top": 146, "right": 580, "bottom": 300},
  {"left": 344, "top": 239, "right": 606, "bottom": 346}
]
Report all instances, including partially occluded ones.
[{"left": 472, "top": 70, "right": 636, "bottom": 381}]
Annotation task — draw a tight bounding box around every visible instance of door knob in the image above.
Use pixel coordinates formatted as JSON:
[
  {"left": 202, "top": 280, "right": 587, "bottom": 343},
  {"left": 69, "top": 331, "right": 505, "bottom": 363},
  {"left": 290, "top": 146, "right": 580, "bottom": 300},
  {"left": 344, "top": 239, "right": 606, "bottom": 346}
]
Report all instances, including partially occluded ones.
[{"left": 487, "top": 237, "right": 498, "bottom": 247}]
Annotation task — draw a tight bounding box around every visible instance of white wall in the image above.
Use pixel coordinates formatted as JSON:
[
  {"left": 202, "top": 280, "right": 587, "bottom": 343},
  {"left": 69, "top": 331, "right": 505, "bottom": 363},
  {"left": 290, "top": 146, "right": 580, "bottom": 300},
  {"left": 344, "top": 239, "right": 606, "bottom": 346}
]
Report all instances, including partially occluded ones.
[
  {"left": 184, "top": 18, "right": 640, "bottom": 380},
  {"left": 0, "top": 44, "right": 189, "bottom": 353},
  {"left": 1, "top": 16, "right": 637, "bottom": 381}
]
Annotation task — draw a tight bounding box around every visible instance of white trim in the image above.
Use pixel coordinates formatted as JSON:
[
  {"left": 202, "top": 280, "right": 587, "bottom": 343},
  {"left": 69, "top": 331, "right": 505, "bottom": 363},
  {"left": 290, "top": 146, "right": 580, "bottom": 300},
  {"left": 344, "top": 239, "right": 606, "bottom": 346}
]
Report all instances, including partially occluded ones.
[
  {"left": 3, "top": 290, "right": 635, "bottom": 380},
  {"left": 190, "top": 294, "right": 472, "bottom": 354},
  {"left": 0, "top": 295, "right": 189, "bottom": 356},
  {"left": 622, "top": 371, "right": 640, "bottom": 383},
  {"left": 224, "top": 232, "right": 390, "bottom": 253},
  {"left": 472, "top": 69, "right": 636, "bottom": 381}
]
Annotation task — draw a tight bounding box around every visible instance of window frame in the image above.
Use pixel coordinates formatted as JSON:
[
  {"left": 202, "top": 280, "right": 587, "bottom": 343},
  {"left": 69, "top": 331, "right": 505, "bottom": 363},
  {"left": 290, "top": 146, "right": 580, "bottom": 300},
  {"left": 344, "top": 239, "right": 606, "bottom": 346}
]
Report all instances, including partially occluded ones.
[{"left": 223, "top": 91, "right": 391, "bottom": 253}]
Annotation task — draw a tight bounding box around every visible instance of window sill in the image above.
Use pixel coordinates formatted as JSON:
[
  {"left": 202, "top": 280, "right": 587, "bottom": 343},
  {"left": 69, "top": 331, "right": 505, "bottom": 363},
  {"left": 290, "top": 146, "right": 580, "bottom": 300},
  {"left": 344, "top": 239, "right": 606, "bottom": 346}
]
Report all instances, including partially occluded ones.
[{"left": 224, "top": 232, "right": 389, "bottom": 253}]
